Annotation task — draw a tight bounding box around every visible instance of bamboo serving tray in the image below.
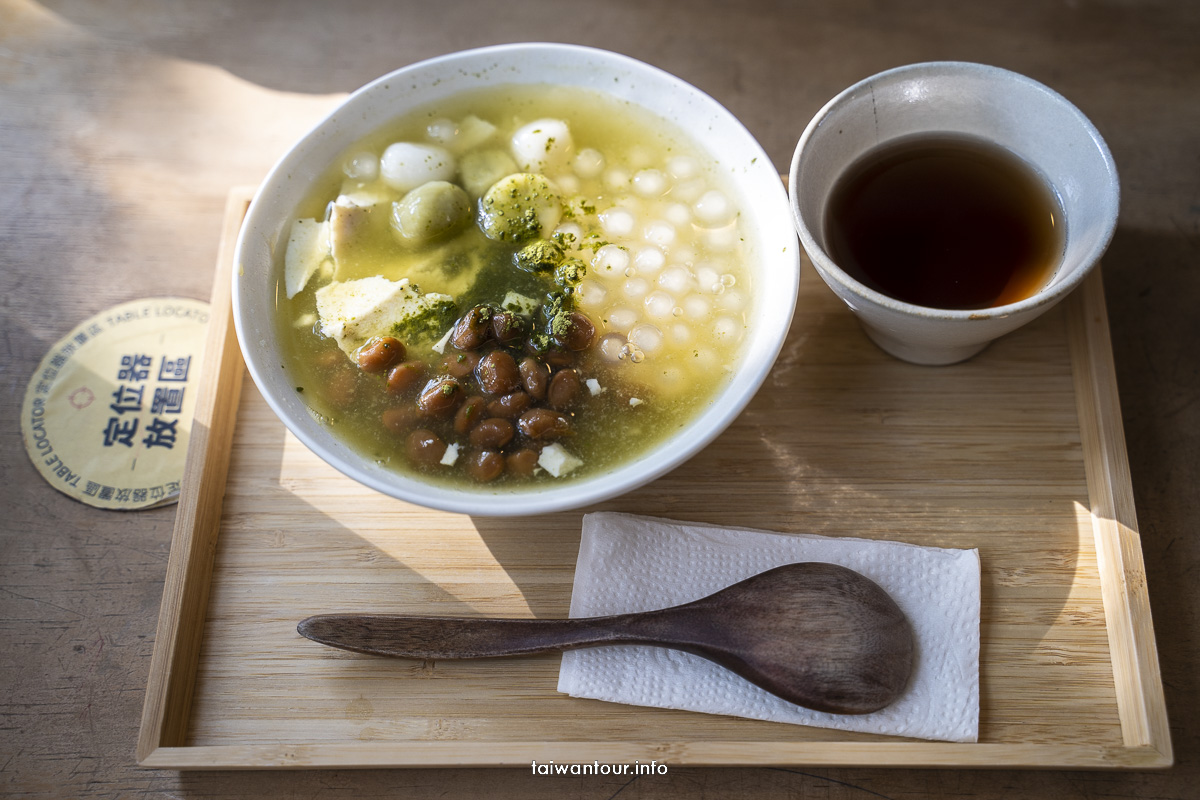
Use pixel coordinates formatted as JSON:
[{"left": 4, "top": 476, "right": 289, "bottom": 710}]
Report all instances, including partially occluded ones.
[{"left": 138, "top": 187, "right": 1171, "bottom": 769}]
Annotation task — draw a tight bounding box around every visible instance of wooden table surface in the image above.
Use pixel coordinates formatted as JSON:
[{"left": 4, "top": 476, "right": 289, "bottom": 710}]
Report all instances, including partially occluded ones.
[{"left": 2, "top": 1, "right": 1196, "bottom": 797}]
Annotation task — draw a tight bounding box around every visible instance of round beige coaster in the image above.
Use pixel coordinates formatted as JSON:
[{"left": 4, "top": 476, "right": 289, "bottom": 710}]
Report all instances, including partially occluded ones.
[{"left": 21, "top": 297, "right": 210, "bottom": 510}]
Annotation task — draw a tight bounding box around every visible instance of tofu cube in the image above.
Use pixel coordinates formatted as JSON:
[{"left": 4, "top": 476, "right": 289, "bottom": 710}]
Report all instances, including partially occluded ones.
[
  {"left": 538, "top": 443, "right": 583, "bottom": 478},
  {"left": 315, "top": 276, "right": 453, "bottom": 355},
  {"left": 501, "top": 291, "right": 540, "bottom": 316},
  {"left": 284, "top": 218, "right": 331, "bottom": 299}
]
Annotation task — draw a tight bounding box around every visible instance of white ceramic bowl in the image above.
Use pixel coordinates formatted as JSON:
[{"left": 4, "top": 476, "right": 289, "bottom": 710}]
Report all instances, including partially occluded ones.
[
  {"left": 233, "top": 43, "right": 799, "bottom": 517},
  {"left": 789, "top": 62, "right": 1119, "bottom": 365}
]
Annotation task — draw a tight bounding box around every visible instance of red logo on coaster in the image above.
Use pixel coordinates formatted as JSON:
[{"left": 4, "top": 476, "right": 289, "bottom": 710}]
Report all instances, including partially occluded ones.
[{"left": 69, "top": 387, "right": 94, "bottom": 409}]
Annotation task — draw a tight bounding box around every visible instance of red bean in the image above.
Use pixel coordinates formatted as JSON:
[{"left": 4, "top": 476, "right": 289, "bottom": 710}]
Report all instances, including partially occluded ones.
[
  {"left": 475, "top": 350, "right": 521, "bottom": 395},
  {"left": 416, "top": 377, "right": 464, "bottom": 417},
  {"left": 325, "top": 369, "right": 358, "bottom": 408},
  {"left": 519, "top": 357, "right": 549, "bottom": 400},
  {"left": 557, "top": 312, "right": 596, "bottom": 351},
  {"left": 441, "top": 351, "right": 480, "bottom": 379},
  {"left": 355, "top": 337, "right": 406, "bottom": 373},
  {"left": 382, "top": 406, "right": 418, "bottom": 434},
  {"left": 469, "top": 418, "right": 515, "bottom": 449},
  {"left": 386, "top": 361, "right": 426, "bottom": 395},
  {"left": 517, "top": 408, "right": 570, "bottom": 439},
  {"left": 487, "top": 391, "right": 533, "bottom": 419},
  {"left": 541, "top": 348, "right": 574, "bottom": 368},
  {"left": 454, "top": 396, "right": 486, "bottom": 435},
  {"left": 491, "top": 311, "right": 526, "bottom": 344},
  {"left": 465, "top": 450, "right": 505, "bottom": 482},
  {"left": 450, "top": 305, "right": 494, "bottom": 350},
  {"left": 547, "top": 368, "right": 582, "bottom": 410},
  {"left": 406, "top": 429, "right": 446, "bottom": 467},
  {"left": 505, "top": 448, "right": 540, "bottom": 476}
]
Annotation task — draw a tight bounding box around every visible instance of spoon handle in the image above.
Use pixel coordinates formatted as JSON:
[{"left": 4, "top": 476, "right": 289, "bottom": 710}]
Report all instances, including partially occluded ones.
[{"left": 297, "top": 611, "right": 675, "bottom": 659}]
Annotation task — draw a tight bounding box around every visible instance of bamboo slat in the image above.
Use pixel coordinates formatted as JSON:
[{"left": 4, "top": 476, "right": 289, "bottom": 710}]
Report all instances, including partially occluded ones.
[{"left": 137, "top": 187, "right": 1171, "bottom": 769}]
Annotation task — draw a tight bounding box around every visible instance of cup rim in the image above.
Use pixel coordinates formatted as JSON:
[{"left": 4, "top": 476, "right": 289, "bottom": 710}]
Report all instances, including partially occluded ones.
[{"left": 788, "top": 60, "right": 1119, "bottom": 321}]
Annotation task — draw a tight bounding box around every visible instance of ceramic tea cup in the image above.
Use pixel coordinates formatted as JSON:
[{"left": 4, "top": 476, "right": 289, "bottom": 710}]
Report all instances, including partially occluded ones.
[{"left": 789, "top": 62, "right": 1119, "bottom": 365}]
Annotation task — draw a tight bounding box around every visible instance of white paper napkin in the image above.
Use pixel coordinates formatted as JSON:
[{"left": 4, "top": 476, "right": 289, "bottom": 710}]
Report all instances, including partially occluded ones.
[{"left": 557, "top": 512, "right": 980, "bottom": 742}]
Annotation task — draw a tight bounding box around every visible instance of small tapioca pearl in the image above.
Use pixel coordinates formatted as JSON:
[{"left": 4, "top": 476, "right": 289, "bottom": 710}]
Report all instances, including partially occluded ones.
[
  {"left": 600, "top": 207, "right": 635, "bottom": 237},
  {"left": 574, "top": 148, "right": 605, "bottom": 178},
  {"left": 593, "top": 243, "right": 630, "bottom": 273},
  {"left": 634, "top": 247, "right": 665, "bottom": 274},
  {"left": 694, "top": 189, "right": 734, "bottom": 226},
  {"left": 644, "top": 291, "right": 675, "bottom": 319},
  {"left": 633, "top": 169, "right": 669, "bottom": 197}
]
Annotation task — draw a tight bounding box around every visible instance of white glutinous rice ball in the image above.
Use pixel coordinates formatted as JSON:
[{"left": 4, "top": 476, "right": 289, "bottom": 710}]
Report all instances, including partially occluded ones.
[
  {"left": 643, "top": 221, "right": 676, "bottom": 249},
  {"left": 644, "top": 291, "right": 675, "bottom": 320},
  {"left": 607, "top": 306, "right": 638, "bottom": 331},
  {"left": 600, "top": 207, "right": 635, "bottom": 238},
  {"left": 604, "top": 168, "right": 631, "bottom": 191},
  {"left": 623, "top": 277, "right": 650, "bottom": 301},
  {"left": 696, "top": 265, "right": 721, "bottom": 293},
  {"left": 628, "top": 324, "right": 664, "bottom": 355},
  {"left": 592, "top": 243, "right": 630, "bottom": 275},
  {"left": 658, "top": 266, "right": 694, "bottom": 295},
  {"left": 598, "top": 332, "right": 626, "bottom": 362},
  {"left": 380, "top": 143, "right": 456, "bottom": 193},
  {"left": 426, "top": 118, "right": 457, "bottom": 145},
  {"left": 694, "top": 189, "right": 735, "bottom": 226},
  {"left": 577, "top": 279, "right": 608, "bottom": 308},
  {"left": 683, "top": 294, "right": 711, "bottom": 320},
  {"left": 692, "top": 349, "right": 719, "bottom": 370},
  {"left": 634, "top": 246, "right": 665, "bottom": 274},
  {"left": 511, "top": 118, "right": 573, "bottom": 173},
  {"left": 633, "top": 169, "right": 669, "bottom": 197},
  {"left": 573, "top": 148, "right": 605, "bottom": 178},
  {"left": 667, "top": 155, "right": 700, "bottom": 180},
  {"left": 664, "top": 202, "right": 691, "bottom": 226},
  {"left": 553, "top": 222, "right": 583, "bottom": 248},
  {"left": 669, "top": 323, "right": 692, "bottom": 345},
  {"left": 713, "top": 316, "right": 742, "bottom": 342},
  {"left": 343, "top": 150, "right": 379, "bottom": 182}
]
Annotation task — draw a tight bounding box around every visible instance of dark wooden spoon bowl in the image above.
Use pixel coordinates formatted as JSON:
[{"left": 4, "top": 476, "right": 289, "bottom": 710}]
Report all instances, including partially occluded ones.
[{"left": 298, "top": 562, "right": 915, "bottom": 715}]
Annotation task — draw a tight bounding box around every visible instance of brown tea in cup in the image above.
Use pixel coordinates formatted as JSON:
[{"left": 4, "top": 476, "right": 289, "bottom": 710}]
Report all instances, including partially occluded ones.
[{"left": 824, "top": 133, "right": 1064, "bottom": 311}]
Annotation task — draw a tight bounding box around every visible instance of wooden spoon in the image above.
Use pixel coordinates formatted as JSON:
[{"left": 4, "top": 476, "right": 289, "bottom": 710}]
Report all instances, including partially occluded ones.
[{"left": 297, "top": 562, "right": 915, "bottom": 715}]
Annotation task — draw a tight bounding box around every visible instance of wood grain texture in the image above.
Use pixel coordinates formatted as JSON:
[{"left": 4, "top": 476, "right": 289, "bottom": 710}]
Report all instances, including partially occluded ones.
[
  {"left": 1066, "top": 274, "right": 1170, "bottom": 755},
  {"left": 5, "top": 1, "right": 1198, "bottom": 797},
  {"left": 135, "top": 193, "right": 1168, "bottom": 768},
  {"left": 136, "top": 190, "right": 250, "bottom": 760}
]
